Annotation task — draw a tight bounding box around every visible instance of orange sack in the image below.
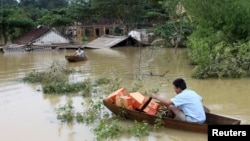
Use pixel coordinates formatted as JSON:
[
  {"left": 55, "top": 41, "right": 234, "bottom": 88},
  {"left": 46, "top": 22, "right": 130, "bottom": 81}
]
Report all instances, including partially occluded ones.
[
  {"left": 143, "top": 100, "right": 160, "bottom": 115},
  {"left": 129, "top": 92, "right": 147, "bottom": 109},
  {"left": 116, "top": 95, "right": 134, "bottom": 110},
  {"left": 105, "top": 88, "right": 126, "bottom": 104}
]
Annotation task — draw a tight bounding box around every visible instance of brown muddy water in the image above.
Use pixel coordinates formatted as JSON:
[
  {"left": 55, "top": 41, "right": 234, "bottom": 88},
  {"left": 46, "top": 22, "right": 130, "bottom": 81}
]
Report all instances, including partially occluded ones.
[{"left": 0, "top": 47, "right": 249, "bottom": 141}]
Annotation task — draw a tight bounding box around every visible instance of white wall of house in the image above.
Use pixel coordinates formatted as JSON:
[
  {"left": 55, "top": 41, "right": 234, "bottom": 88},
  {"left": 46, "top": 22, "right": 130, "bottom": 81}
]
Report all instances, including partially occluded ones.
[{"left": 33, "top": 30, "right": 70, "bottom": 45}]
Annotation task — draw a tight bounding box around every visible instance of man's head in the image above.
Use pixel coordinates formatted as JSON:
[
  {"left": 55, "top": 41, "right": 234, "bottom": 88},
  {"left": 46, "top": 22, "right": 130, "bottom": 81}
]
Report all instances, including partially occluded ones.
[{"left": 173, "top": 78, "right": 187, "bottom": 94}]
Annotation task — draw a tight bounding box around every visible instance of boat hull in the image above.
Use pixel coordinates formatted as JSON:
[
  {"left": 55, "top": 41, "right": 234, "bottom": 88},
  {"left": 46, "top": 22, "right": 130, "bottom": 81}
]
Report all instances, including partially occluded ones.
[
  {"left": 65, "top": 55, "right": 88, "bottom": 62},
  {"left": 103, "top": 100, "right": 241, "bottom": 133}
]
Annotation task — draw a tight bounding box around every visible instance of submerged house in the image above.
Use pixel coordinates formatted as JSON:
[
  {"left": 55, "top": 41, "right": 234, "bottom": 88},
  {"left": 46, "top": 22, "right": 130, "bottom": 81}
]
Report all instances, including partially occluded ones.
[
  {"left": 66, "top": 19, "right": 127, "bottom": 43},
  {"left": 3, "top": 26, "right": 75, "bottom": 53},
  {"left": 13, "top": 26, "right": 72, "bottom": 46},
  {"left": 82, "top": 28, "right": 152, "bottom": 49},
  {"left": 83, "top": 34, "right": 150, "bottom": 49}
]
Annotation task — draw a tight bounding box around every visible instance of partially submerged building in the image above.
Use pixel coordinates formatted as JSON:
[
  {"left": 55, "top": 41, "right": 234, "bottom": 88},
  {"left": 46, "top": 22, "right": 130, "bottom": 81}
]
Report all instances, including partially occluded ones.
[
  {"left": 13, "top": 26, "right": 72, "bottom": 46},
  {"left": 3, "top": 26, "right": 77, "bottom": 53},
  {"left": 83, "top": 34, "right": 150, "bottom": 49}
]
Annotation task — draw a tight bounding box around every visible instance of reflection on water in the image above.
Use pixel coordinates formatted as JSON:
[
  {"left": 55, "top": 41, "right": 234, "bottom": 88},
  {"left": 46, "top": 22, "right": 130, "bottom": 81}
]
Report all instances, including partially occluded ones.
[{"left": 0, "top": 47, "right": 249, "bottom": 141}]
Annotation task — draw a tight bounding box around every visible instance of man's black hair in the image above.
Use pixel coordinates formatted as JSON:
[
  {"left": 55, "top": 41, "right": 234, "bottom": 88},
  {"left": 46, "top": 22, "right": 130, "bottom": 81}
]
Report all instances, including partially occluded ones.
[{"left": 173, "top": 78, "right": 187, "bottom": 90}]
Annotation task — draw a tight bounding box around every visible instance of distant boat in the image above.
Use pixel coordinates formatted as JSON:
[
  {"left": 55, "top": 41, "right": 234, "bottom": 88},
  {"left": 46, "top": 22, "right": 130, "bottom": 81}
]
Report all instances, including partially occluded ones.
[{"left": 65, "top": 55, "right": 88, "bottom": 62}]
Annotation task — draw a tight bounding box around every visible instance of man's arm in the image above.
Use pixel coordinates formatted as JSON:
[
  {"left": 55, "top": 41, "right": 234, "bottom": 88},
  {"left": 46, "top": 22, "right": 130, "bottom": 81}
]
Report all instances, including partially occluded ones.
[{"left": 151, "top": 93, "right": 173, "bottom": 107}]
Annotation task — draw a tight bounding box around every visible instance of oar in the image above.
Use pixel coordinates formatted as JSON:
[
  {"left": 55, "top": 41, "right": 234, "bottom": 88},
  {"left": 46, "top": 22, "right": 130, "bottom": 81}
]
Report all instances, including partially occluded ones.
[{"left": 139, "top": 97, "right": 152, "bottom": 112}]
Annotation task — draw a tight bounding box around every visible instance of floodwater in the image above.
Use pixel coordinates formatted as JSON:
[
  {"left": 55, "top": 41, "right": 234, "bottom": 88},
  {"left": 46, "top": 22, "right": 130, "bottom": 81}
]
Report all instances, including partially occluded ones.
[{"left": 0, "top": 47, "right": 249, "bottom": 141}]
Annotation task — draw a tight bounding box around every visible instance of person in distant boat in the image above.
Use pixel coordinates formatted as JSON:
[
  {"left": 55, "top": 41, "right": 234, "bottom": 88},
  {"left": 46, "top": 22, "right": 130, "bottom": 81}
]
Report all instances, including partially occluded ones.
[
  {"left": 74, "top": 47, "right": 85, "bottom": 57},
  {"left": 151, "top": 78, "right": 209, "bottom": 124}
]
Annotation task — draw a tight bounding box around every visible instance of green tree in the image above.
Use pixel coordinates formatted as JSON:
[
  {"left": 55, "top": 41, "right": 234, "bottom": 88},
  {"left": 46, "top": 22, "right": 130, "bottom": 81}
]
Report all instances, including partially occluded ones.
[
  {"left": 19, "top": 0, "right": 68, "bottom": 9},
  {"left": 18, "top": 0, "right": 39, "bottom": 7},
  {"left": 38, "top": 8, "right": 73, "bottom": 31},
  {"left": 184, "top": 0, "right": 250, "bottom": 78},
  {"left": 0, "top": 0, "right": 18, "bottom": 6},
  {"left": 68, "top": 0, "right": 97, "bottom": 24},
  {"left": 149, "top": 0, "right": 192, "bottom": 50},
  {"left": 22, "top": 5, "right": 46, "bottom": 21},
  {"left": 92, "top": 0, "right": 150, "bottom": 32},
  {"left": 40, "top": 0, "right": 68, "bottom": 9},
  {"left": 0, "top": 5, "right": 34, "bottom": 45}
]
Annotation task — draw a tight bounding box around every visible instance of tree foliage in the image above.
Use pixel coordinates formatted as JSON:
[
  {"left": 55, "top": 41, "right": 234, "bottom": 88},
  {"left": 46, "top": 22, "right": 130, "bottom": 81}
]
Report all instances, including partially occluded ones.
[
  {"left": 184, "top": 0, "right": 250, "bottom": 42},
  {"left": 38, "top": 8, "right": 73, "bottom": 31},
  {"left": 19, "top": 0, "right": 68, "bottom": 9},
  {"left": 93, "top": 0, "right": 149, "bottom": 31},
  {"left": 184, "top": 0, "right": 250, "bottom": 78},
  {"left": 0, "top": 0, "right": 18, "bottom": 6},
  {"left": 0, "top": 5, "right": 34, "bottom": 45},
  {"left": 148, "top": 0, "right": 193, "bottom": 48},
  {"left": 22, "top": 5, "right": 46, "bottom": 21},
  {"left": 67, "top": 0, "right": 97, "bottom": 24}
]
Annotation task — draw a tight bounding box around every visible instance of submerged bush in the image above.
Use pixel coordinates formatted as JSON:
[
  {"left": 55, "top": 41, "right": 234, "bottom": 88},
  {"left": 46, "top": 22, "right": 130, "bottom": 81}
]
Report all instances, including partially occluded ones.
[
  {"left": 43, "top": 81, "right": 88, "bottom": 94},
  {"left": 127, "top": 120, "right": 150, "bottom": 137},
  {"left": 23, "top": 62, "right": 92, "bottom": 94},
  {"left": 56, "top": 98, "right": 75, "bottom": 123},
  {"left": 94, "top": 119, "right": 123, "bottom": 141},
  {"left": 23, "top": 62, "right": 69, "bottom": 84},
  {"left": 189, "top": 39, "right": 250, "bottom": 78}
]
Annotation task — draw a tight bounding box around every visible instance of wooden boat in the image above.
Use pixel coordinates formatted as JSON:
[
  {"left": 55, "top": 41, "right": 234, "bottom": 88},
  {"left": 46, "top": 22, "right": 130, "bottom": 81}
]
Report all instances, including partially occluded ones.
[
  {"left": 103, "top": 100, "right": 241, "bottom": 133},
  {"left": 65, "top": 55, "right": 88, "bottom": 62}
]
